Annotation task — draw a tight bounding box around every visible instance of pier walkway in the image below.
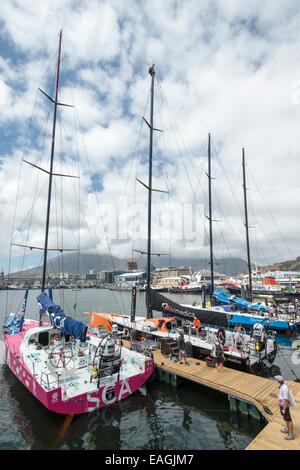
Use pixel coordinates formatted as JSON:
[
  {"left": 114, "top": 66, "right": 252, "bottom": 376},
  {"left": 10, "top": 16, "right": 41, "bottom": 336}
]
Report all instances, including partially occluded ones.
[{"left": 146, "top": 346, "right": 300, "bottom": 450}]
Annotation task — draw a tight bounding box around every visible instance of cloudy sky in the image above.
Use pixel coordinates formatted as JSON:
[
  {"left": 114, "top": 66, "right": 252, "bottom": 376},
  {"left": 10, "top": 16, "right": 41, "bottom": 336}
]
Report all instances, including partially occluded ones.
[{"left": 1, "top": 0, "right": 300, "bottom": 274}]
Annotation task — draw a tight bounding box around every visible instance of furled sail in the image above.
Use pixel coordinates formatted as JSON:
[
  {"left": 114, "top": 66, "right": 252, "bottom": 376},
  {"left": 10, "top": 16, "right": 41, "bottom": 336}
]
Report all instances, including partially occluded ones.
[
  {"left": 37, "top": 292, "right": 87, "bottom": 341},
  {"left": 148, "top": 288, "right": 229, "bottom": 327}
]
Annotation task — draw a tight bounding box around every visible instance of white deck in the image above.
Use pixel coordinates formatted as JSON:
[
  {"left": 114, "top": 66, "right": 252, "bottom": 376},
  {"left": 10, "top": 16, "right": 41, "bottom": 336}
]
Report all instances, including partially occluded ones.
[
  {"left": 18, "top": 324, "right": 146, "bottom": 397},
  {"left": 103, "top": 314, "right": 275, "bottom": 365}
]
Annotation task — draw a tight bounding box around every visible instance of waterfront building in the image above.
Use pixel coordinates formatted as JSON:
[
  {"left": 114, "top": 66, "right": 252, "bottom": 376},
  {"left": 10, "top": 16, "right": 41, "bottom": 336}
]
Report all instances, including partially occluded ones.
[
  {"left": 114, "top": 271, "right": 146, "bottom": 287},
  {"left": 85, "top": 273, "right": 97, "bottom": 281},
  {"left": 191, "top": 269, "right": 226, "bottom": 284},
  {"left": 127, "top": 260, "right": 138, "bottom": 272},
  {"left": 153, "top": 266, "right": 192, "bottom": 281},
  {"left": 100, "top": 270, "right": 126, "bottom": 283},
  {"left": 241, "top": 270, "right": 300, "bottom": 288},
  {"left": 154, "top": 276, "right": 183, "bottom": 288},
  {"left": 152, "top": 266, "right": 193, "bottom": 289},
  {"left": 264, "top": 270, "right": 300, "bottom": 284}
]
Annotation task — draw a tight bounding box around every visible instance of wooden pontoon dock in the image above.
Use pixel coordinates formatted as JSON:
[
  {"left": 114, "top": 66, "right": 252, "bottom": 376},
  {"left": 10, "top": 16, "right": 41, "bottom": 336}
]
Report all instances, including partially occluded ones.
[{"left": 138, "top": 344, "right": 300, "bottom": 450}]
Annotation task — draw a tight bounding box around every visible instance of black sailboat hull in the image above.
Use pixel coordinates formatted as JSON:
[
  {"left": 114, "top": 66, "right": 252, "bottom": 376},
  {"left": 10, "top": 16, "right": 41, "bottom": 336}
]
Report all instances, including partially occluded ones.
[
  {"left": 146, "top": 288, "right": 277, "bottom": 373},
  {"left": 148, "top": 288, "right": 229, "bottom": 328}
]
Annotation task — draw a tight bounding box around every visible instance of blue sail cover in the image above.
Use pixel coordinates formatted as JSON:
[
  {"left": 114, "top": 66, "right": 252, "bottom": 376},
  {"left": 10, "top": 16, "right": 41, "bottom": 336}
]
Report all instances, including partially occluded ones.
[
  {"left": 3, "top": 289, "right": 29, "bottom": 335},
  {"left": 213, "top": 288, "right": 295, "bottom": 331},
  {"left": 213, "top": 288, "right": 269, "bottom": 313},
  {"left": 37, "top": 292, "right": 86, "bottom": 341}
]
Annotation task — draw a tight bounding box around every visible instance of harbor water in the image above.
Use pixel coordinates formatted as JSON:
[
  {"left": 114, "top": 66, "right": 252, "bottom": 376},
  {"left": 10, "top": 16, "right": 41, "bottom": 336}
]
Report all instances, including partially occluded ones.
[{"left": 1, "top": 288, "right": 299, "bottom": 451}]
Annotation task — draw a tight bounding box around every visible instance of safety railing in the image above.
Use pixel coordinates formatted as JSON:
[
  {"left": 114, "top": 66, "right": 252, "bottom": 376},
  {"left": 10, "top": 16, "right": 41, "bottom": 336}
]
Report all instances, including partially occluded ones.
[{"left": 40, "top": 371, "right": 60, "bottom": 391}]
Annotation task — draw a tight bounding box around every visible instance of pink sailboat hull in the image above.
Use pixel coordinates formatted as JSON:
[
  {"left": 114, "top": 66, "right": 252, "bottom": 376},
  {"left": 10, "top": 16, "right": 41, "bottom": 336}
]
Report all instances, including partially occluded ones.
[{"left": 3, "top": 320, "right": 153, "bottom": 415}]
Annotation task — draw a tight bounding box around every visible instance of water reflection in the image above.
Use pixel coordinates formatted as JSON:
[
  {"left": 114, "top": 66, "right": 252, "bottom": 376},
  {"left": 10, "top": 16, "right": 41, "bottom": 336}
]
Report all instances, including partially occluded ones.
[
  {"left": 1, "top": 364, "right": 264, "bottom": 450},
  {"left": 2, "top": 289, "right": 300, "bottom": 450}
]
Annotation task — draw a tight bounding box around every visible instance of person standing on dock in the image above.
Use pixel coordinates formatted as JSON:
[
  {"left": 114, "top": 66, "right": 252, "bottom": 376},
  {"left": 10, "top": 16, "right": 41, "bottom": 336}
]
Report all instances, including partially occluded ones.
[
  {"left": 217, "top": 327, "right": 226, "bottom": 345},
  {"left": 212, "top": 336, "right": 225, "bottom": 372},
  {"left": 270, "top": 375, "right": 295, "bottom": 441},
  {"left": 177, "top": 331, "right": 189, "bottom": 365}
]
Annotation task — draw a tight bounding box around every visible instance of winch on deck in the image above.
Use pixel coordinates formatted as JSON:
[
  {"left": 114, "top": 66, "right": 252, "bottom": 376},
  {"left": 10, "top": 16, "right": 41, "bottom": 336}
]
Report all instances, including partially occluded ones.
[{"left": 91, "top": 330, "right": 123, "bottom": 384}]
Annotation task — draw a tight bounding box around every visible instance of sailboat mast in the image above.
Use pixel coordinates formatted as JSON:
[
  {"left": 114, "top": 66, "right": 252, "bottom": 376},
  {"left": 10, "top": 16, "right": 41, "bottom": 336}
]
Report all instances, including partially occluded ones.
[
  {"left": 146, "top": 65, "right": 155, "bottom": 319},
  {"left": 41, "top": 30, "right": 62, "bottom": 302},
  {"left": 207, "top": 133, "right": 214, "bottom": 300},
  {"left": 242, "top": 148, "right": 253, "bottom": 300}
]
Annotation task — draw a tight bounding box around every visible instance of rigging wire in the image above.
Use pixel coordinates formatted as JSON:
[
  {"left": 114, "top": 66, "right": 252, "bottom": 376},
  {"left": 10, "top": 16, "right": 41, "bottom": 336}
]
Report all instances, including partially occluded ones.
[
  {"left": 210, "top": 142, "right": 249, "bottom": 271},
  {"left": 14, "top": 67, "right": 56, "bottom": 279},
  {"left": 154, "top": 76, "right": 209, "bottom": 263},
  {"left": 127, "top": 89, "right": 151, "bottom": 269},
  {"left": 153, "top": 97, "right": 219, "bottom": 274},
  {"left": 154, "top": 77, "right": 240, "bottom": 279},
  {"left": 5, "top": 53, "right": 58, "bottom": 319},
  {"left": 247, "top": 165, "right": 295, "bottom": 261},
  {"left": 245, "top": 176, "right": 287, "bottom": 267},
  {"left": 210, "top": 159, "right": 242, "bottom": 273},
  {"left": 156, "top": 72, "right": 208, "bottom": 203},
  {"left": 73, "top": 109, "right": 127, "bottom": 314},
  {"left": 60, "top": 56, "right": 128, "bottom": 315},
  {"left": 59, "top": 116, "right": 64, "bottom": 309},
  {"left": 51, "top": 81, "right": 84, "bottom": 315}
]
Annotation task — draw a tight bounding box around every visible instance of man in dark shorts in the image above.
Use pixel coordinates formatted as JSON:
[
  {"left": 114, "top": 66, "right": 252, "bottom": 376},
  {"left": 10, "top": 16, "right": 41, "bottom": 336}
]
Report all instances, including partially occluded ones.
[
  {"left": 177, "top": 331, "right": 189, "bottom": 365},
  {"left": 213, "top": 337, "right": 225, "bottom": 372},
  {"left": 270, "top": 375, "right": 295, "bottom": 440},
  {"left": 217, "top": 327, "right": 226, "bottom": 345}
]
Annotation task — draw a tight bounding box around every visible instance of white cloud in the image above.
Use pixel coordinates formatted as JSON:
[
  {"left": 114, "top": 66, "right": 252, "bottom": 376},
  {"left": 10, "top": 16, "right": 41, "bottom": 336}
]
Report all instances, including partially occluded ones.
[
  {"left": 0, "top": 80, "right": 10, "bottom": 106},
  {"left": 0, "top": 0, "right": 300, "bottom": 272},
  {"left": 65, "top": 1, "right": 121, "bottom": 63}
]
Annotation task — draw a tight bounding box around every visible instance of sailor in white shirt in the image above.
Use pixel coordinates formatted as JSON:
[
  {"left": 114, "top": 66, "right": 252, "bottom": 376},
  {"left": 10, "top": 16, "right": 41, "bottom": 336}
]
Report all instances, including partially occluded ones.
[{"left": 270, "top": 375, "right": 295, "bottom": 441}]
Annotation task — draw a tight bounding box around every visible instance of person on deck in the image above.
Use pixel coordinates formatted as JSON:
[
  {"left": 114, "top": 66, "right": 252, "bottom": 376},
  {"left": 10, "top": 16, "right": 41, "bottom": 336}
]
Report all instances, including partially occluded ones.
[
  {"left": 193, "top": 316, "right": 201, "bottom": 337},
  {"left": 217, "top": 327, "right": 226, "bottom": 345},
  {"left": 212, "top": 336, "right": 225, "bottom": 372},
  {"left": 234, "top": 325, "right": 242, "bottom": 351}
]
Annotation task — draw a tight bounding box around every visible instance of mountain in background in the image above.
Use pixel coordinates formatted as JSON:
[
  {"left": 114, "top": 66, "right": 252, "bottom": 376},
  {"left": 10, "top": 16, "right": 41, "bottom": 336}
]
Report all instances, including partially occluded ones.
[
  {"left": 11, "top": 252, "right": 249, "bottom": 277},
  {"left": 260, "top": 256, "right": 300, "bottom": 273}
]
